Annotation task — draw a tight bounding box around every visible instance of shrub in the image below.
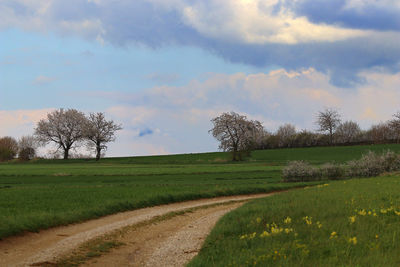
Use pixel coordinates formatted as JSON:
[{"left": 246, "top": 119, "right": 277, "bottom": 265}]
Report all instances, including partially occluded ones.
[
  {"left": 345, "top": 150, "right": 400, "bottom": 178},
  {"left": 381, "top": 150, "right": 400, "bottom": 172},
  {"left": 283, "top": 150, "right": 400, "bottom": 182},
  {"left": 18, "top": 147, "right": 36, "bottom": 161},
  {"left": 282, "top": 161, "right": 321, "bottom": 182},
  {"left": 0, "top": 136, "right": 18, "bottom": 161},
  {"left": 18, "top": 135, "right": 37, "bottom": 161},
  {"left": 320, "top": 162, "right": 345, "bottom": 180}
]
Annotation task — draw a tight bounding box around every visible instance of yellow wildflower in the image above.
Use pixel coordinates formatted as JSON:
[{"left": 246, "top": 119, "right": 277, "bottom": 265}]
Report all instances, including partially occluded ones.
[
  {"left": 348, "top": 237, "right": 357, "bottom": 245},
  {"left": 271, "top": 226, "right": 283, "bottom": 235},
  {"left": 375, "top": 234, "right": 379, "bottom": 239},
  {"left": 303, "top": 216, "right": 312, "bottom": 225},
  {"left": 256, "top": 217, "right": 261, "bottom": 223},
  {"left": 260, "top": 231, "right": 270, "bottom": 238},
  {"left": 283, "top": 217, "right": 292, "bottom": 224},
  {"left": 395, "top": 211, "right": 400, "bottom": 216},
  {"left": 240, "top": 234, "right": 247, "bottom": 240},
  {"left": 316, "top": 221, "right": 322, "bottom": 228},
  {"left": 349, "top": 216, "right": 356, "bottom": 224},
  {"left": 330, "top": 231, "right": 338, "bottom": 239},
  {"left": 284, "top": 228, "right": 293, "bottom": 234},
  {"left": 358, "top": 209, "right": 367, "bottom": 216},
  {"left": 249, "top": 232, "right": 257, "bottom": 239},
  {"left": 380, "top": 209, "right": 387, "bottom": 214}
]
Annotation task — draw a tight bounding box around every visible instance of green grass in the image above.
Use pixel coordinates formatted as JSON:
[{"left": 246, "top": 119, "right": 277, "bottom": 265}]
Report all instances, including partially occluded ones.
[
  {"left": 189, "top": 176, "right": 400, "bottom": 266},
  {"left": 1, "top": 143, "right": 400, "bottom": 240}
]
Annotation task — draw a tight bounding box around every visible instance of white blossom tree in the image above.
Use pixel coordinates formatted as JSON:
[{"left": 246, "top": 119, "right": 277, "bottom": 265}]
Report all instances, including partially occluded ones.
[
  {"left": 35, "top": 109, "right": 87, "bottom": 159},
  {"left": 209, "top": 112, "right": 263, "bottom": 161}
]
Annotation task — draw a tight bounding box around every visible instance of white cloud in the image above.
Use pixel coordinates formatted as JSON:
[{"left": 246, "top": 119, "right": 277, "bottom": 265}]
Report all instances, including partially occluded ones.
[
  {"left": 0, "top": 0, "right": 372, "bottom": 45},
  {"left": 0, "top": 108, "right": 53, "bottom": 137},
  {"left": 180, "top": 0, "right": 370, "bottom": 44}
]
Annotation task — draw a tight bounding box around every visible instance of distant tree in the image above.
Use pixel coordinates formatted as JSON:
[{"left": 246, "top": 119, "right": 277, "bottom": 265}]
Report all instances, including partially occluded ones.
[
  {"left": 335, "top": 121, "right": 362, "bottom": 144},
  {"left": 83, "top": 112, "right": 122, "bottom": 161},
  {"left": 389, "top": 111, "right": 400, "bottom": 142},
  {"left": 209, "top": 112, "right": 263, "bottom": 161},
  {"left": 276, "top": 123, "right": 296, "bottom": 148},
  {"left": 293, "top": 130, "right": 317, "bottom": 147},
  {"left": 0, "top": 136, "right": 18, "bottom": 161},
  {"left": 366, "top": 122, "right": 394, "bottom": 144},
  {"left": 35, "top": 109, "right": 87, "bottom": 159},
  {"left": 316, "top": 108, "right": 341, "bottom": 145},
  {"left": 18, "top": 135, "right": 38, "bottom": 161}
]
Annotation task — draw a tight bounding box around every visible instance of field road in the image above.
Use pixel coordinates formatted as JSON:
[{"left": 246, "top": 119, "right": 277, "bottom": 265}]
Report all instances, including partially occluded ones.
[{"left": 0, "top": 192, "right": 279, "bottom": 267}]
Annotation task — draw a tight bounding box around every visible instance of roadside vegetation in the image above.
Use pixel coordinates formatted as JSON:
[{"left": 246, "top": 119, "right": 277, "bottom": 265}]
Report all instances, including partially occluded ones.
[{"left": 189, "top": 176, "right": 400, "bottom": 266}]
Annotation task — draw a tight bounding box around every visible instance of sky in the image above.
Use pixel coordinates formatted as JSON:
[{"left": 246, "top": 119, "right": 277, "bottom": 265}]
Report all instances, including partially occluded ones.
[{"left": 1, "top": 0, "right": 400, "bottom": 157}]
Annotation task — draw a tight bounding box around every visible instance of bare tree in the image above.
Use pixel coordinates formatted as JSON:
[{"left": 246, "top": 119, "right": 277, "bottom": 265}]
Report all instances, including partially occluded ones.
[
  {"left": 335, "top": 121, "right": 362, "bottom": 144},
  {"left": 35, "top": 109, "right": 87, "bottom": 159},
  {"left": 316, "top": 108, "right": 341, "bottom": 145},
  {"left": 84, "top": 112, "right": 122, "bottom": 161},
  {"left": 367, "top": 122, "right": 394, "bottom": 144},
  {"left": 389, "top": 111, "right": 400, "bottom": 142},
  {"left": 18, "top": 135, "right": 38, "bottom": 160},
  {"left": 0, "top": 136, "right": 18, "bottom": 161},
  {"left": 276, "top": 123, "right": 296, "bottom": 148},
  {"left": 209, "top": 112, "right": 263, "bottom": 161}
]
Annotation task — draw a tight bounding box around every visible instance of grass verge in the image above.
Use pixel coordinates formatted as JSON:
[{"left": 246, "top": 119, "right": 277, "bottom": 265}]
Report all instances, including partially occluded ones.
[{"left": 189, "top": 175, "right": 400, "bottom": 266}]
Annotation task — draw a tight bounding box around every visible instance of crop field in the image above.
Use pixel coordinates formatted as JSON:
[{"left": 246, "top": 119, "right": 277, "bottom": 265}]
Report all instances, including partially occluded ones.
[{"left": 1, "top": 144, "right": 400, "bottom": 241}]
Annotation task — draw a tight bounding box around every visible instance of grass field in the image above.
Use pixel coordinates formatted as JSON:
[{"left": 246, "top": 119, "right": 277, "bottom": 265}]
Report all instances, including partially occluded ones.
[
  {"left": 189, "top": 175, "right": 400, "bottom": 266},
  {"left": 1, "top": 144, "right": 400, "bottom": 240}
]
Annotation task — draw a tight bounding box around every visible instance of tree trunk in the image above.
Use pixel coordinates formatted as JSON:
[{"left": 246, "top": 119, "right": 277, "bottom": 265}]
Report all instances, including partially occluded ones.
[
  {"left": 96, "top": 145, "right": 101, "bottom": 161},
  {"left": 63, "top": 149, "right": 69, "bottom": 160},
  {"left": 232, "top": 144, "right": 238, "bottom": 161}
]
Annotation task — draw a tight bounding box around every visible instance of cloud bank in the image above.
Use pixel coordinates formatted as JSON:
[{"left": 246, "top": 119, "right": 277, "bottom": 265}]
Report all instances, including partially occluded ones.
[{"left": 2, "top": 0, "right": 400, "bottom": 86}]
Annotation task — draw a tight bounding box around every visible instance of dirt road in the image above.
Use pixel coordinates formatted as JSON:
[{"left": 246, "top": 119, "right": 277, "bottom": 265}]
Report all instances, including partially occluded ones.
[{"left": 0, "top": 193, "right": 277, "bottom": 267}]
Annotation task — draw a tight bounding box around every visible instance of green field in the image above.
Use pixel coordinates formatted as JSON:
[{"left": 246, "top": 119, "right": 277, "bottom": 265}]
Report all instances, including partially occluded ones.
[
  {"left": 189, "top": 176, "right": 400, "bottom": 266},
  {"left": 1, "top": 144, "right": 400, "bottom": 240}
]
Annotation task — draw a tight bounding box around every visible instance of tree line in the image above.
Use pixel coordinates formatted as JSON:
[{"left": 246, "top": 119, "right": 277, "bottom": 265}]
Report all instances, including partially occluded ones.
[
  {"left": 210, "top": 109, "right": 400, "bottom": 160},
  {"left": 0, "top": 109, "right": 121, "bottom": 162}
]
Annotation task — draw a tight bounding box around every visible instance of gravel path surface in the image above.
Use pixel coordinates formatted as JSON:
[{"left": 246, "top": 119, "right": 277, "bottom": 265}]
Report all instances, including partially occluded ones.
[{"left": 0, "top": 193, "right": 276, "bottom": 267}]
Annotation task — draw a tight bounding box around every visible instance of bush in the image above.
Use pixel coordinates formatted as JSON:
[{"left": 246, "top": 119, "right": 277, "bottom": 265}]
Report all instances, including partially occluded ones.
[
  {"left": 346, "top": 151, "right": 385, "bottom": 177},
  {"left": 381, "top": 150, "right": 400, "bottom": 172},
  {"left": 320, "top": 162, "right": 345, "bottom": 180},
  {"left": 282, "top": 161, "right": 321, "bottom": 182},
  {"left": 18, "top": 147, "right": 36, "bottom": 161},
  {"left": 0, "top": 136, "right": 18, "bottom": 161},
  {"left": 345, "top": 150, "right": 400, "bottom": 178},
  {"left": 283, "top": 150, "right": 400, "bottom": 182},
  {"left": 18, "top": 135, "right": 37, "bottom": 161}
]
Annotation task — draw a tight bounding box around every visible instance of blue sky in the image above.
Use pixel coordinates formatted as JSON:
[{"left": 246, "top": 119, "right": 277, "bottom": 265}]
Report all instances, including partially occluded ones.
[{"left": 1, "top": 0, "right": 400, "bottom": 156}]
